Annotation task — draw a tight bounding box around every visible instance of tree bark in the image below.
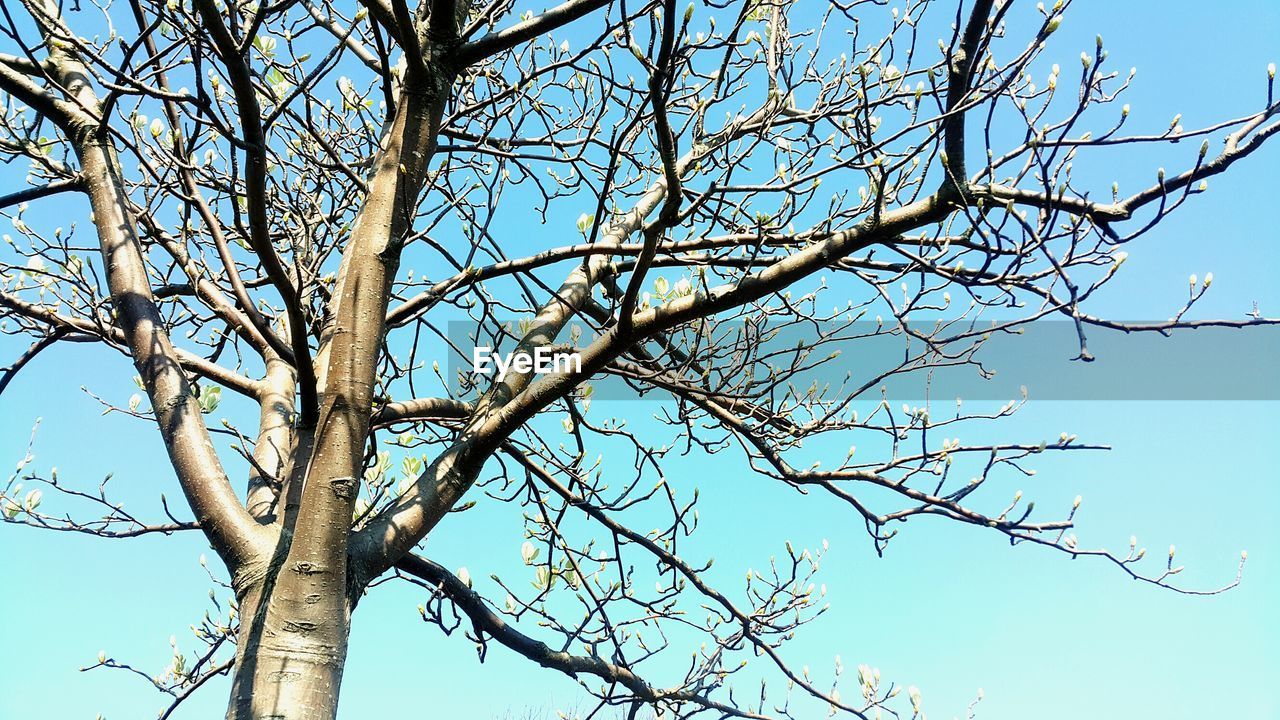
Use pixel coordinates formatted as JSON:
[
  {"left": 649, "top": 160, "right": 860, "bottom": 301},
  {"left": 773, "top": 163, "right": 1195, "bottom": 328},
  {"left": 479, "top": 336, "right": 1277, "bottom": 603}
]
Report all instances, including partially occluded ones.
[
  {"left": 225, "top": 575, "right": 351, "bottom": 720},
  {"left": 225, "top": 58, "right": 454, "bottom": 720}
]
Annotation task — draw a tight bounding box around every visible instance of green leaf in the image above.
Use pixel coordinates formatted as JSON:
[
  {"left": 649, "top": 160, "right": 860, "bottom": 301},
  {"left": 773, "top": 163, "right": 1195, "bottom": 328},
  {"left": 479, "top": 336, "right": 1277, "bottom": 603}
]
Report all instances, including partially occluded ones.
[
  {"left": 198, "top": 386, "right": 221, "bottom": 414},
  {"left": 401, "top": 456, "right": 423, "bottom": 478}
]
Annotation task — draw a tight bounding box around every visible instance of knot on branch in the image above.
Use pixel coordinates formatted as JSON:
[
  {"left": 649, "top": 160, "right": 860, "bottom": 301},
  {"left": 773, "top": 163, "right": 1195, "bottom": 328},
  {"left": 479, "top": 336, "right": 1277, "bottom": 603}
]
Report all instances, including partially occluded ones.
[{"left": 328, "top": 476, "right": 358, "bottom": 500}]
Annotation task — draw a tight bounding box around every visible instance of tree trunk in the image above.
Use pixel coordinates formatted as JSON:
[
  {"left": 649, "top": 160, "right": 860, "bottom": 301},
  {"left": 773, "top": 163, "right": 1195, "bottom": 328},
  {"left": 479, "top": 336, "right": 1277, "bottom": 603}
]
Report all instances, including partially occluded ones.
[{"left": 225, "top": 562, "right": 353, "bottom": 720}]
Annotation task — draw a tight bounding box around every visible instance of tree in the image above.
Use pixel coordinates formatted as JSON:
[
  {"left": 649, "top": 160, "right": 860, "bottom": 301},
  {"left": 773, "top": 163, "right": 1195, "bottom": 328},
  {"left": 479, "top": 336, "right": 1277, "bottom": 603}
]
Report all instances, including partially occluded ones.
[{"left": 0, "top": 0, "right": 1274, "bottom": 718}]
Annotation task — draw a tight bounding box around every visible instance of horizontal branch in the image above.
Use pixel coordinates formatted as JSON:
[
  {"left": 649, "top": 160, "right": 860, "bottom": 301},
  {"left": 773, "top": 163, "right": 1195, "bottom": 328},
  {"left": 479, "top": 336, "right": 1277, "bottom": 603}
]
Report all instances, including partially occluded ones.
[
  {"left": 0, "top": 177, "right": 83, "bottom": 211},
  {"left": 455, "top": 0, "right": 614, "bottom": 66},
  {"left": 371, "top": 397, "right": 473, "bottom": 427},
  {"left": 396, "top": 553, "right": 765, "bottom": 718},
  {"left": 0, "top": 288, "right": 261, "bottom": 397}
]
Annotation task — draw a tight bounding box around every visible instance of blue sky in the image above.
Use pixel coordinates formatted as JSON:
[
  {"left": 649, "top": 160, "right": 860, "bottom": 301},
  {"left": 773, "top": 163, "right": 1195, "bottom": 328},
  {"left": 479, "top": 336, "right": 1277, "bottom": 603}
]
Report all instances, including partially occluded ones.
[{"left": 2, "top": 1, "right": 1278, "bottom": 719}]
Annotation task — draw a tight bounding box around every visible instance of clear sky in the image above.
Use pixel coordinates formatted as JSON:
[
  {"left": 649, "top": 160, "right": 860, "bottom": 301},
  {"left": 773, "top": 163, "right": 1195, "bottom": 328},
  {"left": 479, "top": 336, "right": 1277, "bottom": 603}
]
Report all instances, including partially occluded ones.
[{"left": 1, "top": 2, "right": 1277, "bottom": 719}]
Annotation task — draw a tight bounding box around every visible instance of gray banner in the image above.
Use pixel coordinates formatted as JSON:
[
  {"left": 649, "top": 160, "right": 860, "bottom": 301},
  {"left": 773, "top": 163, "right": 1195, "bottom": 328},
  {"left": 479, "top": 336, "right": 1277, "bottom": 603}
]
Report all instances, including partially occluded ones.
[{"left": 443, "top": 320, "right": 1280, "bottom": 401}]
